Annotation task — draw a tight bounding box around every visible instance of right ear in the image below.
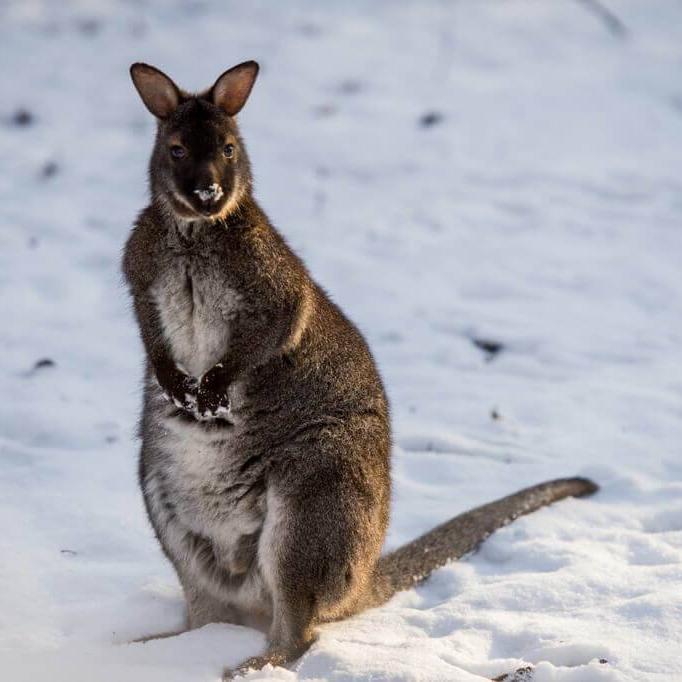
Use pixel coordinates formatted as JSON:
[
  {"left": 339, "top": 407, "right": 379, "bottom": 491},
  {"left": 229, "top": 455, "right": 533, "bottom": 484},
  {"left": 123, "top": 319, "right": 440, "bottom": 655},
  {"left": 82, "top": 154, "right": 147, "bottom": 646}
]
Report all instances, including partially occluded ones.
[
  {"left": 211, "top": 61, "right": 259, "bottom": 116},
  {"left": 130, "top": 63, "right": 180, "bottom": 119}
]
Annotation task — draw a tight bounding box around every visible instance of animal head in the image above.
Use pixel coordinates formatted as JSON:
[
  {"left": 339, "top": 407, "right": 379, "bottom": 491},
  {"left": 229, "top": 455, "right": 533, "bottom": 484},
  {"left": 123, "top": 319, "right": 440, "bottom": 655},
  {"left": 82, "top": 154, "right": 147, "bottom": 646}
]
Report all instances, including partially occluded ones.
[{"left": 130, "top": 61, "right": 259, "bottom": 221}]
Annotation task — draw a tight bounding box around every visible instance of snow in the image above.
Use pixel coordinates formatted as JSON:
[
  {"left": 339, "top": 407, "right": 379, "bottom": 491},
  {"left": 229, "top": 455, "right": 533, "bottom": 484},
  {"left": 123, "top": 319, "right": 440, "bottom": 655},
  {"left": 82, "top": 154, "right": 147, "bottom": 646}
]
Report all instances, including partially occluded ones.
[
  {"left": 1, "top": 1, "right": 681, "bottom": 680},
  {"left": 194, "top": 183, "right": 224, "bottom": 203}
]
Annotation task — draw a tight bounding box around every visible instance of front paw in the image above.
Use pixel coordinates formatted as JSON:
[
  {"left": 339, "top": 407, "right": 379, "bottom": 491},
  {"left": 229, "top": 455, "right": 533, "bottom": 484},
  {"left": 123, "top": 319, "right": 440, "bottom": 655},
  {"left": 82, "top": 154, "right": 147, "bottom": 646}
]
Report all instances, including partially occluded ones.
[
  {"left": 197, "top": 363, "right": 230, "bottom": 420},
  {"left": 164, "top": 387, "right": 198, "bottom": 414},
  {"left": 196, "top": 398, "right": 231, "bottom": 421},
  {"left": 156, "top": 364, "right": 198, "bottom": 413}
]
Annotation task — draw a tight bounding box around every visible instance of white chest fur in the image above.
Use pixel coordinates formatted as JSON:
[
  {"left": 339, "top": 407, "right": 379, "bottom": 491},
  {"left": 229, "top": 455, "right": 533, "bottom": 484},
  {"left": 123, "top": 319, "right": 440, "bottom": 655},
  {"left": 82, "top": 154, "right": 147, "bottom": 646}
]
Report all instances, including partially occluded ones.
[{"left": 152, "top": 256, "right": 240, "bottom": 378}]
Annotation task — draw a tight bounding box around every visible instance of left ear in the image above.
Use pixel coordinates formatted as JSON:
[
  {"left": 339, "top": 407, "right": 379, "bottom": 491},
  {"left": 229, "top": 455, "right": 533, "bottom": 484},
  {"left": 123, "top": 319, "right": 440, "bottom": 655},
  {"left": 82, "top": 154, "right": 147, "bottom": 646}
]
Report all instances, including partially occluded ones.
[{"left": 211, "top": 61, "right": 259, "bottom": 116}]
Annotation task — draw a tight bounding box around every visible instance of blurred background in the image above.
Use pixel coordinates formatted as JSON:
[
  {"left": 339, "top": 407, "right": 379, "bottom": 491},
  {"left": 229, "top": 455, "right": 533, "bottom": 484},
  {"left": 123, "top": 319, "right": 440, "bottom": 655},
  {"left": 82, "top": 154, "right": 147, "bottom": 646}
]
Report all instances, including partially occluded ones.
[{"left": 1, "top": 2, "right": 681, "bottom": 681}]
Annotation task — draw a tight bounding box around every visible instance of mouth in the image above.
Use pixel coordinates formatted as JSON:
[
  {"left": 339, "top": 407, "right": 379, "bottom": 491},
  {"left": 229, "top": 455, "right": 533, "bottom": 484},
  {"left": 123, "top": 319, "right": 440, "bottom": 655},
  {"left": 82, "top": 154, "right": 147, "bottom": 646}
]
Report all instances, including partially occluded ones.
[
  {"left": 168, "top": 190, "right": 228, "bottom": 219},
  {"left": 197, "top": 202, "right": 223, "bottom": 217}
]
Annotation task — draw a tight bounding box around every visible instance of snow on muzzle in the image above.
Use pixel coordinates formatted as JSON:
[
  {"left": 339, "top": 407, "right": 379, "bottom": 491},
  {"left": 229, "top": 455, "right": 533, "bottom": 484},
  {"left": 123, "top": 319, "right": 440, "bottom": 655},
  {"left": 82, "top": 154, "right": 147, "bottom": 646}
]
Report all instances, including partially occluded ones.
[{"left": 194, "top": 183, "right": 225, "bottom": 204}]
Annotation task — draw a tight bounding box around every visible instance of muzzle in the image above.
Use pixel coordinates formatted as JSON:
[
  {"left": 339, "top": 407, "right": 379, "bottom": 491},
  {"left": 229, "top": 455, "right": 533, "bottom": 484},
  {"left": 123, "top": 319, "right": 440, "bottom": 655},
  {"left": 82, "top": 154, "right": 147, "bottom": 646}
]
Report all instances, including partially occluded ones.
[{"left": 194, "top": 183, "right": 224, "bottom": 204}]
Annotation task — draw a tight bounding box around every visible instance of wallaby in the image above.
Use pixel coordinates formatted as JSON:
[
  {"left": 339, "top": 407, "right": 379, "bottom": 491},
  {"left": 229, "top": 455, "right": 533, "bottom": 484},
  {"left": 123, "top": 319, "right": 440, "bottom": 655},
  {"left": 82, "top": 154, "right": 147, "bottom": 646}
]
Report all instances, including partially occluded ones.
[{"left": 122, "top": 61, "right": 598, "bottom": 679}]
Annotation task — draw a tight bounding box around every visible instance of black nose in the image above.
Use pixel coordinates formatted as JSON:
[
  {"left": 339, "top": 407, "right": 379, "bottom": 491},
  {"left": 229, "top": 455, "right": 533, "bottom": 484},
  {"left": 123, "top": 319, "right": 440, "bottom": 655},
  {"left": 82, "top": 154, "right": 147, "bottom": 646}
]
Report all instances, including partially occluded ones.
[{"left": 194, "top": 183, "right": 224, "bottom": 204}]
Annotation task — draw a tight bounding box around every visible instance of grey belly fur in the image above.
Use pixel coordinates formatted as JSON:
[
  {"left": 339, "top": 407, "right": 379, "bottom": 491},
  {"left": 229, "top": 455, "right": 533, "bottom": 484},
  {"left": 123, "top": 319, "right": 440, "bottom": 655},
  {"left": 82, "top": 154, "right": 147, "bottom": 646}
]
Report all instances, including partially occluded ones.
[
  {"left": 142, "top": 255, "right": 272, "bottom": 627},
  {"left": 142, "top": 389, "right": 272, "bottom": 626}
]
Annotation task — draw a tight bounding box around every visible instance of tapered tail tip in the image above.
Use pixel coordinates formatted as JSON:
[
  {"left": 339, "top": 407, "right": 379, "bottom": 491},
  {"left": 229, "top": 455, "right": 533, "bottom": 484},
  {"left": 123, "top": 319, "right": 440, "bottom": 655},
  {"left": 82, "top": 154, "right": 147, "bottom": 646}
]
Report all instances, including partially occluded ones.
[{"left": 567, "top": 476, "right": 599, "bottom": 497}]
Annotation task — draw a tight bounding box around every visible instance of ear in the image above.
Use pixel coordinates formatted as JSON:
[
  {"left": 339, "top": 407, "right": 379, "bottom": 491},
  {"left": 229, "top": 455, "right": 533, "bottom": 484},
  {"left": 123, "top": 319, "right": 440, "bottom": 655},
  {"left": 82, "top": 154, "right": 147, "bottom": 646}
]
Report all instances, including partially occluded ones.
[
  {"left": 211, "top": 61, "right": 259, "bottom": 116},
  {"left": 130, "top": 63, "right": 180, "bottom": 119}
]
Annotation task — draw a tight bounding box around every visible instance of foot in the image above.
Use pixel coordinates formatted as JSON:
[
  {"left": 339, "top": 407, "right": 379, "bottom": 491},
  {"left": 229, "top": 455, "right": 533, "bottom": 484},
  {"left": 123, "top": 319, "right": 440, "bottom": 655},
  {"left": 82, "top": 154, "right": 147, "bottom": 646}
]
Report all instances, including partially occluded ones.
[{"left": 223, "top": 647, "right": 300, "bottom": 680}]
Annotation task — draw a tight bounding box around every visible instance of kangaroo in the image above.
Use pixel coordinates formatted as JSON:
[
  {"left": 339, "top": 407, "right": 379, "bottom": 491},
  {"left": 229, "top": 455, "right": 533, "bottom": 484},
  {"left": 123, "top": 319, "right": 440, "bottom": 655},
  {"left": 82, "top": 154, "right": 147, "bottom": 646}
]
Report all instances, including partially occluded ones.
[{"left": 122, "top": 61, "right": 598, "bottom": 679}]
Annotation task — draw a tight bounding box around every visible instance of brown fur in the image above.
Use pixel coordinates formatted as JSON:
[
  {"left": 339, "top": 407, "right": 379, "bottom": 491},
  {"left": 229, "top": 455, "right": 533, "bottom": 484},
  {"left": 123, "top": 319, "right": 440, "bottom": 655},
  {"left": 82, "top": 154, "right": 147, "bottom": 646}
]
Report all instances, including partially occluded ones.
[{"left": 122, "top": 62, "right": 598, "bottom": 679}]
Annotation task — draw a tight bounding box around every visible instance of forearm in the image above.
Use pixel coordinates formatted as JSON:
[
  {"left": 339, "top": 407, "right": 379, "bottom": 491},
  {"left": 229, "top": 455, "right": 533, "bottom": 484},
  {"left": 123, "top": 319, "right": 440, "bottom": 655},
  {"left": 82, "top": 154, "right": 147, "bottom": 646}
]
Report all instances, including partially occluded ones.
[
  {"left": 132, "top": 292, "right": 174, "bottom": 376},
  {"left": 132, "top": 291, "right": 198, "bottom": 410},
  {"left": 221, "top": 290, "right": 310, "bottom": 379},
  {"left": 197, "top": 291, "right": 310, "bottom": 416},
  {"left": 123, "top": 224, "right": 177, "bottom": 377}
]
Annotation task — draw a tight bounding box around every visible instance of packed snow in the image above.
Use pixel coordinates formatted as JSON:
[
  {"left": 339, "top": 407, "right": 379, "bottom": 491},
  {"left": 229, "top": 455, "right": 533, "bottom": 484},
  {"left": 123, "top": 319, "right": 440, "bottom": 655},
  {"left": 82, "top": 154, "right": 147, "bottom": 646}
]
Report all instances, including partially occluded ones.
[{"left": 1, "top": 1, "right": 681, "bottom": 680}]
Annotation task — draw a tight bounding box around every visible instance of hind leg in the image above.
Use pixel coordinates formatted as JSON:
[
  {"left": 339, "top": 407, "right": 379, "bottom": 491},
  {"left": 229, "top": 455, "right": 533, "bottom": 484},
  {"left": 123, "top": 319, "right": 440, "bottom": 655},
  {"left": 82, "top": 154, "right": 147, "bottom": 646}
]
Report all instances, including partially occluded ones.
[
  {"left": 224, "top": 483, "right": 381, "bottom": 679},
  {"left": 220, "top": 588, "right": 316, "bottom": 679},
  {"left": 185, "top": 581, "right": 242, "bottom": 629},
  {"left": 133, "top": 578, "right": 240, "bottom": 644},
  {"left": 223, "top": 600, "right": 315, "bottom": 680},
  {"left": 222, "top": 560, "right": 317, "bottom": 679}
]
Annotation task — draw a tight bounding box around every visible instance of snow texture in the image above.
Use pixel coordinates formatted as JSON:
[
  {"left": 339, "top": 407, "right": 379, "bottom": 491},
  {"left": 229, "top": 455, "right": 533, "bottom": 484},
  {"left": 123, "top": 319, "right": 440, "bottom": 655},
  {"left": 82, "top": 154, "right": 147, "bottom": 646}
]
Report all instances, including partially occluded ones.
[
  {"left": 194, "top": 183, "right": 224, "bottom": 203},
  {"left": 1, "top": 1, "right": 681, "bottom": 681}
]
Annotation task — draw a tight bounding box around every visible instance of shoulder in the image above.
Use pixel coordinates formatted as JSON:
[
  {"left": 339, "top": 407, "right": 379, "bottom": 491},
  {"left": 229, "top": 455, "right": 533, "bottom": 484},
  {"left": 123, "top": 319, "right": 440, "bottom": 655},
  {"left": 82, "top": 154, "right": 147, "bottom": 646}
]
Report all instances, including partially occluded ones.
[
  {"left": 133, "top": 204, "right": 167, "bottom": 240},
  {"left": 122, "top": 204, "right": 167, "bottom": 285},
  {"left": 226, "top": 199, "right": 311, "bottom": 284}
]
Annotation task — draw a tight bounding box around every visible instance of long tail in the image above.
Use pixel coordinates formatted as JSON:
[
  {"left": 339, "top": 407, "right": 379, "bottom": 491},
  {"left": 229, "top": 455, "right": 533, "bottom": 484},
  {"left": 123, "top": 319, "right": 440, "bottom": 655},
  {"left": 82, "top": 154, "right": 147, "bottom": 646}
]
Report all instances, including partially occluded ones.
[{"left": 370, "top": 477, "right": 598, "bottom": 606}]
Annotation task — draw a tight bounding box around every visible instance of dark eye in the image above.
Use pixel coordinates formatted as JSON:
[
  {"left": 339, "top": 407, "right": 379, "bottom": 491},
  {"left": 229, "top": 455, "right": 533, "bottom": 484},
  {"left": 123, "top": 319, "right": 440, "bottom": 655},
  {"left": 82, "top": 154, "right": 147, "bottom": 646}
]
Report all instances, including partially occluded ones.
[
  {"left": 223, "top": 143, "right": 235, "bottom": 159},
  {"left": 170, "top": 145, "right": 186, "bottom": 159}
]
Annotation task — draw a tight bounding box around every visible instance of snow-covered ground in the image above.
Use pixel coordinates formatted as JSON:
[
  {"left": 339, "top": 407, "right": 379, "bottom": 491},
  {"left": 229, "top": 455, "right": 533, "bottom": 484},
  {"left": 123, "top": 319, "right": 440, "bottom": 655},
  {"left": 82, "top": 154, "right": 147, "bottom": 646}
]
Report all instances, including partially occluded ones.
[{"left": 1, "top": 1, "right": 681, "bottom": 680}]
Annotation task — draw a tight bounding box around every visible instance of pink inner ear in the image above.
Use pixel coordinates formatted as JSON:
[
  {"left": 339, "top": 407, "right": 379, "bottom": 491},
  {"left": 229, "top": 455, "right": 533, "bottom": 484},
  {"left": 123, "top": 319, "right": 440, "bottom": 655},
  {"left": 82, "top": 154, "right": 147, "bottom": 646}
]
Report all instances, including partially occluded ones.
[
  {"left": 132, "top": 65, "right": 179, "bottom": 119},
  {"left": 212, "top": 62, "right": 259, "bottom": 116}
]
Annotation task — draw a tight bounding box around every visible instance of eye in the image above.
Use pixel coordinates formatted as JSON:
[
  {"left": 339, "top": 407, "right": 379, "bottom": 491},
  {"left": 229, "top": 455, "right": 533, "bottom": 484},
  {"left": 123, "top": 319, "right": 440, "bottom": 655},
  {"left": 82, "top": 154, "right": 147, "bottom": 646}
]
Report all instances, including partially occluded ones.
[
  {"left": 223, "top": 143, "right": 235, "bottom": 159},
  {"left": 170, "top": 145, "right": 186, "bottom": 159}
]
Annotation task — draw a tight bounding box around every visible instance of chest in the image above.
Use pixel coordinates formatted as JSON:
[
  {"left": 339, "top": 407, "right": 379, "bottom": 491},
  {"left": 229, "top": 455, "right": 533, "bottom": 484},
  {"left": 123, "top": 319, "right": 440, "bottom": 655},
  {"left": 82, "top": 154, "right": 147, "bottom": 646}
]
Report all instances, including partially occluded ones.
[{"left": 152, "top": 250, "right": 241, "bottom": 377}]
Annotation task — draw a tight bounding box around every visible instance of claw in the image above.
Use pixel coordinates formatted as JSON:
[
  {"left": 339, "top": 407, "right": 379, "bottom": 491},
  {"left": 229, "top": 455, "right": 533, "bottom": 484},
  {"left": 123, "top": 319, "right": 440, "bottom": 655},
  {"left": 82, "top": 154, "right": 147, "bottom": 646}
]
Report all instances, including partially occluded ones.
[{"left": 196, "top": 402, "right": 231, "bottom": 422}]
